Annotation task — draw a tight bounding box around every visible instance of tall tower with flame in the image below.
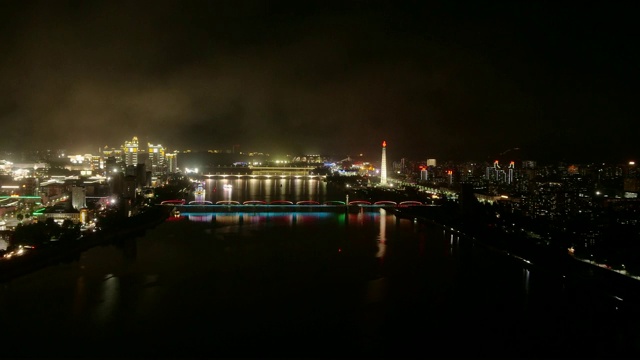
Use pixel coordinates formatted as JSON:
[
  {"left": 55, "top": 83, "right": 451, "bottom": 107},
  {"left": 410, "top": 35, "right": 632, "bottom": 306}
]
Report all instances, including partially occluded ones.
[{"left": 380, "top": 140, "right": 388, "bottom": 185}]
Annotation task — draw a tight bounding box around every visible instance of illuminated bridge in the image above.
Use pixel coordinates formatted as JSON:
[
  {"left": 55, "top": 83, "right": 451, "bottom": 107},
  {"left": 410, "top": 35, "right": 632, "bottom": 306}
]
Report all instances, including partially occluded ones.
[
  {"left": 165, "top": 200, "right": 438, "bottom": 214},
  {"left": 202, "top": 174, "right": 325, "bottom": 180}
]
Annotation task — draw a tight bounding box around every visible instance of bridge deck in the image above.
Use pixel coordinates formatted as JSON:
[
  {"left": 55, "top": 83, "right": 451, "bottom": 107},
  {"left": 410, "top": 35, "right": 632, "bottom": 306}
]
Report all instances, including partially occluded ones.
[{"left": 167, "top": 204, "right": 417, "bottom": 213}]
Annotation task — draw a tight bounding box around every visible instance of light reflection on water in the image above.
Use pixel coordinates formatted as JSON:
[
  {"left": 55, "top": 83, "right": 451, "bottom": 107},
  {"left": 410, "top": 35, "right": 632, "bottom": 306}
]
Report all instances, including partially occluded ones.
[
  {"left": 72, "top": 275, "right": 86, "bottom": 317},
  {"left": 376, "top": 208, "right": 387, "bottom": 259},
  {"left": 0, "top": 210, "right": 637, "bottom": 357},
  {"left": 95, "top": 274, "right": 119, "bottom": 324},
  {"left": 523, "top": 268, "right": 531, "bottom": 295},
  {"left": 202, "top": 178, "right": 338, "bottom": 204}
]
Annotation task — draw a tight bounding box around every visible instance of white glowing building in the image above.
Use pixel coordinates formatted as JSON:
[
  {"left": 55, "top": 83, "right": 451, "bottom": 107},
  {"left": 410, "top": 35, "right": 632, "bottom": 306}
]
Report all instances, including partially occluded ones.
[
  {"left": 71, "top": 186, "right": 87, "bottom": 210},
  {"left": 380, "top": 140, "right": 388, "bottom": 185}
]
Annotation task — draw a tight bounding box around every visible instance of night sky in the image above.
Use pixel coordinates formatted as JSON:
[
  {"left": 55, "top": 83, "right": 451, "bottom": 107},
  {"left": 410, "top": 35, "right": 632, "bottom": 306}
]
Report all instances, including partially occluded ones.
[{"left": 0, "top": 0, "right": 638, "bottom": 163}]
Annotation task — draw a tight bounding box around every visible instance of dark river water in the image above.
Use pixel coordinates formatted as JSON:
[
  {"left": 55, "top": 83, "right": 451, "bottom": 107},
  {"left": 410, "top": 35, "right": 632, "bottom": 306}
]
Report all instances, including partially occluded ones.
[{"left": 1, "top": 208, "right": 640, "bottom": 357}]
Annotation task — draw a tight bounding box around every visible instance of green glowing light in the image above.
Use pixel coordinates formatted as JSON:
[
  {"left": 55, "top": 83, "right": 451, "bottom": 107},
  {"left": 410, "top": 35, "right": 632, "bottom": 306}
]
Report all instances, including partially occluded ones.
[{"left": 0, "top": 196, "right": 42, "bottom": 199}]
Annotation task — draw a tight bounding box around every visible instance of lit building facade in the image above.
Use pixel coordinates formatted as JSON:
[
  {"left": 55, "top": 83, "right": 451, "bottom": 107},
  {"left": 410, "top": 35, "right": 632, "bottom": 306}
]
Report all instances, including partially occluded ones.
[
  {"left": 123, "top": 136, "right": 139, "bottom": 167},
  {"left": 71, "top": 186, "right": 86, "bottom": 210},
  {"left": 380, "top": 140, "right": 388, "bottom": 185},
  {"left": 101, "top": 146, "right": 123, "bottom": 164},
  {"left": 91, "top": 155, "right": 103, "bottom": 174},
  {"left": 624, "top": 161, "right": 640, "bottom": 193},
  {"left": 508, "top": 161, "right": 515, "bottom": 184},
  {"left": 148, "top": 143, "right": 166, "bottom": 175},
  {"left": 486, "top": 160, "right": 509, "bottom": 183},
  {"left": 166, "top": 152, "right": 178, "bottom": 173}
]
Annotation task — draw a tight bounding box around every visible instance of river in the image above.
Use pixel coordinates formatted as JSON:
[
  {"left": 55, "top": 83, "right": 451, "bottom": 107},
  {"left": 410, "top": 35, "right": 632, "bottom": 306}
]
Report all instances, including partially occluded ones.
[{"left": 0, "top": 208, "right": 639, "bottom": 357}]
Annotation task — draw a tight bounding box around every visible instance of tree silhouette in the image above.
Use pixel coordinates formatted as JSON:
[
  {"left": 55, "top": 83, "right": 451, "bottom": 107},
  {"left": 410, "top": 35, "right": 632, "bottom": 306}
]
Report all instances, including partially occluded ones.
[
  {"left": 61, "top": 219, "right": 73, "bottom": 230},
  {"left": 12, "top": 222, "right": 48, "bottom": 247}
]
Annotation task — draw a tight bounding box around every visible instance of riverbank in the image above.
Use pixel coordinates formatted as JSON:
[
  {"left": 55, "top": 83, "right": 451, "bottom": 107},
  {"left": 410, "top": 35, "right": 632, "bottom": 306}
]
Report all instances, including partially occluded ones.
[
  {"left": 0, "top": 206, "right": 169, "bottom": 283},
  {"left": 392, "top": 204, "right": 640, "bottom": 303}
]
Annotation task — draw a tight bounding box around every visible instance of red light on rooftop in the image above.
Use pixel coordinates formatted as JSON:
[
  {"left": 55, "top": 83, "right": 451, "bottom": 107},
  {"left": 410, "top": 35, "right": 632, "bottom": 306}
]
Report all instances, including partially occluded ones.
[{"left": 382, "top": 141, "right": 387, "bottom": 147}]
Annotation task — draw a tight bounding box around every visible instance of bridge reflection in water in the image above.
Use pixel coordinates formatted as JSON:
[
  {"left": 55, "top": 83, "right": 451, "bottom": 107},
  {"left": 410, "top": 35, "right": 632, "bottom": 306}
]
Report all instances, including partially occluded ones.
[
  {"left": 1, "top": 207, "right": 639, "bottom": 358},
  {"left": 166, "top": 202, "right": 437, "bottom": 216},
  {"left": 172, "top": 205, "right": 388, "bottom": 223}
]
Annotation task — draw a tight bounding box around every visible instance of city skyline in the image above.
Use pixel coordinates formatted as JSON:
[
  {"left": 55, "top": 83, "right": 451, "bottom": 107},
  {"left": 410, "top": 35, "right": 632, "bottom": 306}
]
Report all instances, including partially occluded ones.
[
  {"left": 0, "top": 1, "right": 639, "bottom": 163},
  {"left": 3, "top": 137, "right": 640, "bottom": 167}
]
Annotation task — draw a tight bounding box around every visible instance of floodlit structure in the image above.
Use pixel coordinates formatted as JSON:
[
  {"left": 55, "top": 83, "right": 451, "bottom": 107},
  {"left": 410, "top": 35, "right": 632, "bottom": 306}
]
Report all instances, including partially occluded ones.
[
  {"left": 381, "top": 140, "right": 388, "bottom": 185},
  {"left": 71, "top": 186, "right": 86, "bottom": 210}
]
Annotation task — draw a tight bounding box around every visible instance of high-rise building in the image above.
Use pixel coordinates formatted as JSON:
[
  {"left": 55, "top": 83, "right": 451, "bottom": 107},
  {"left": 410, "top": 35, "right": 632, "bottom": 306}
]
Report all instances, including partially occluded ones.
[
  {"left": 166, "top": 151, "right": 178, "bottom": 173},
  {"left": 624, "top": 161, "right": 640, "bottom": 193},
  {"left": 123, "top": 176, "right": 137, "bottom": 200},
  {"left": 420, "top": 169, "right": 428, "bottom": 181},
  {"left": 101, "top": 146, "right": 123, "bottom": 164},
  {"left": 125, "top": 164, "right": 137, "bottom": 177},
  {"left": 486, "top": 160, "right": 507, "bottom": 183},
  {"left": 427, "top": 159, "right": 436, "bottom": 167},
  {"left": 508, "top": 161, "right": 515, "bottom": 184},
  {"left": 105, "top": 156, "right": 120, "bottom": 174},
  {"left": 136, "top": 163, "right": 149, "bottom": 188},
  {"left": 123, "top": 136, "right": 139, "bottom": 167},
  {"left": 109, "top": 171, "right": 124, "bottom": 197},
  {"left": 380, "top": 140, "right": 388, "bottom": 185},
  {"left": 91, "top": 155, "right": 103, "bottom": 174},
  {"left": 148, "top": 143, "right": 165, "bottom": 175},
  {"left": 139, "top": 149, "right": 149, "bottom": 169}
]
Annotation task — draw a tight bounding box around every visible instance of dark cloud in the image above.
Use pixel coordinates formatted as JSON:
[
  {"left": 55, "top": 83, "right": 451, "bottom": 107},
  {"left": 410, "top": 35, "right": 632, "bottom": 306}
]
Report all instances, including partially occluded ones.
[{"left": 0, "top": 0, "right": 638, "bottom": 162}]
